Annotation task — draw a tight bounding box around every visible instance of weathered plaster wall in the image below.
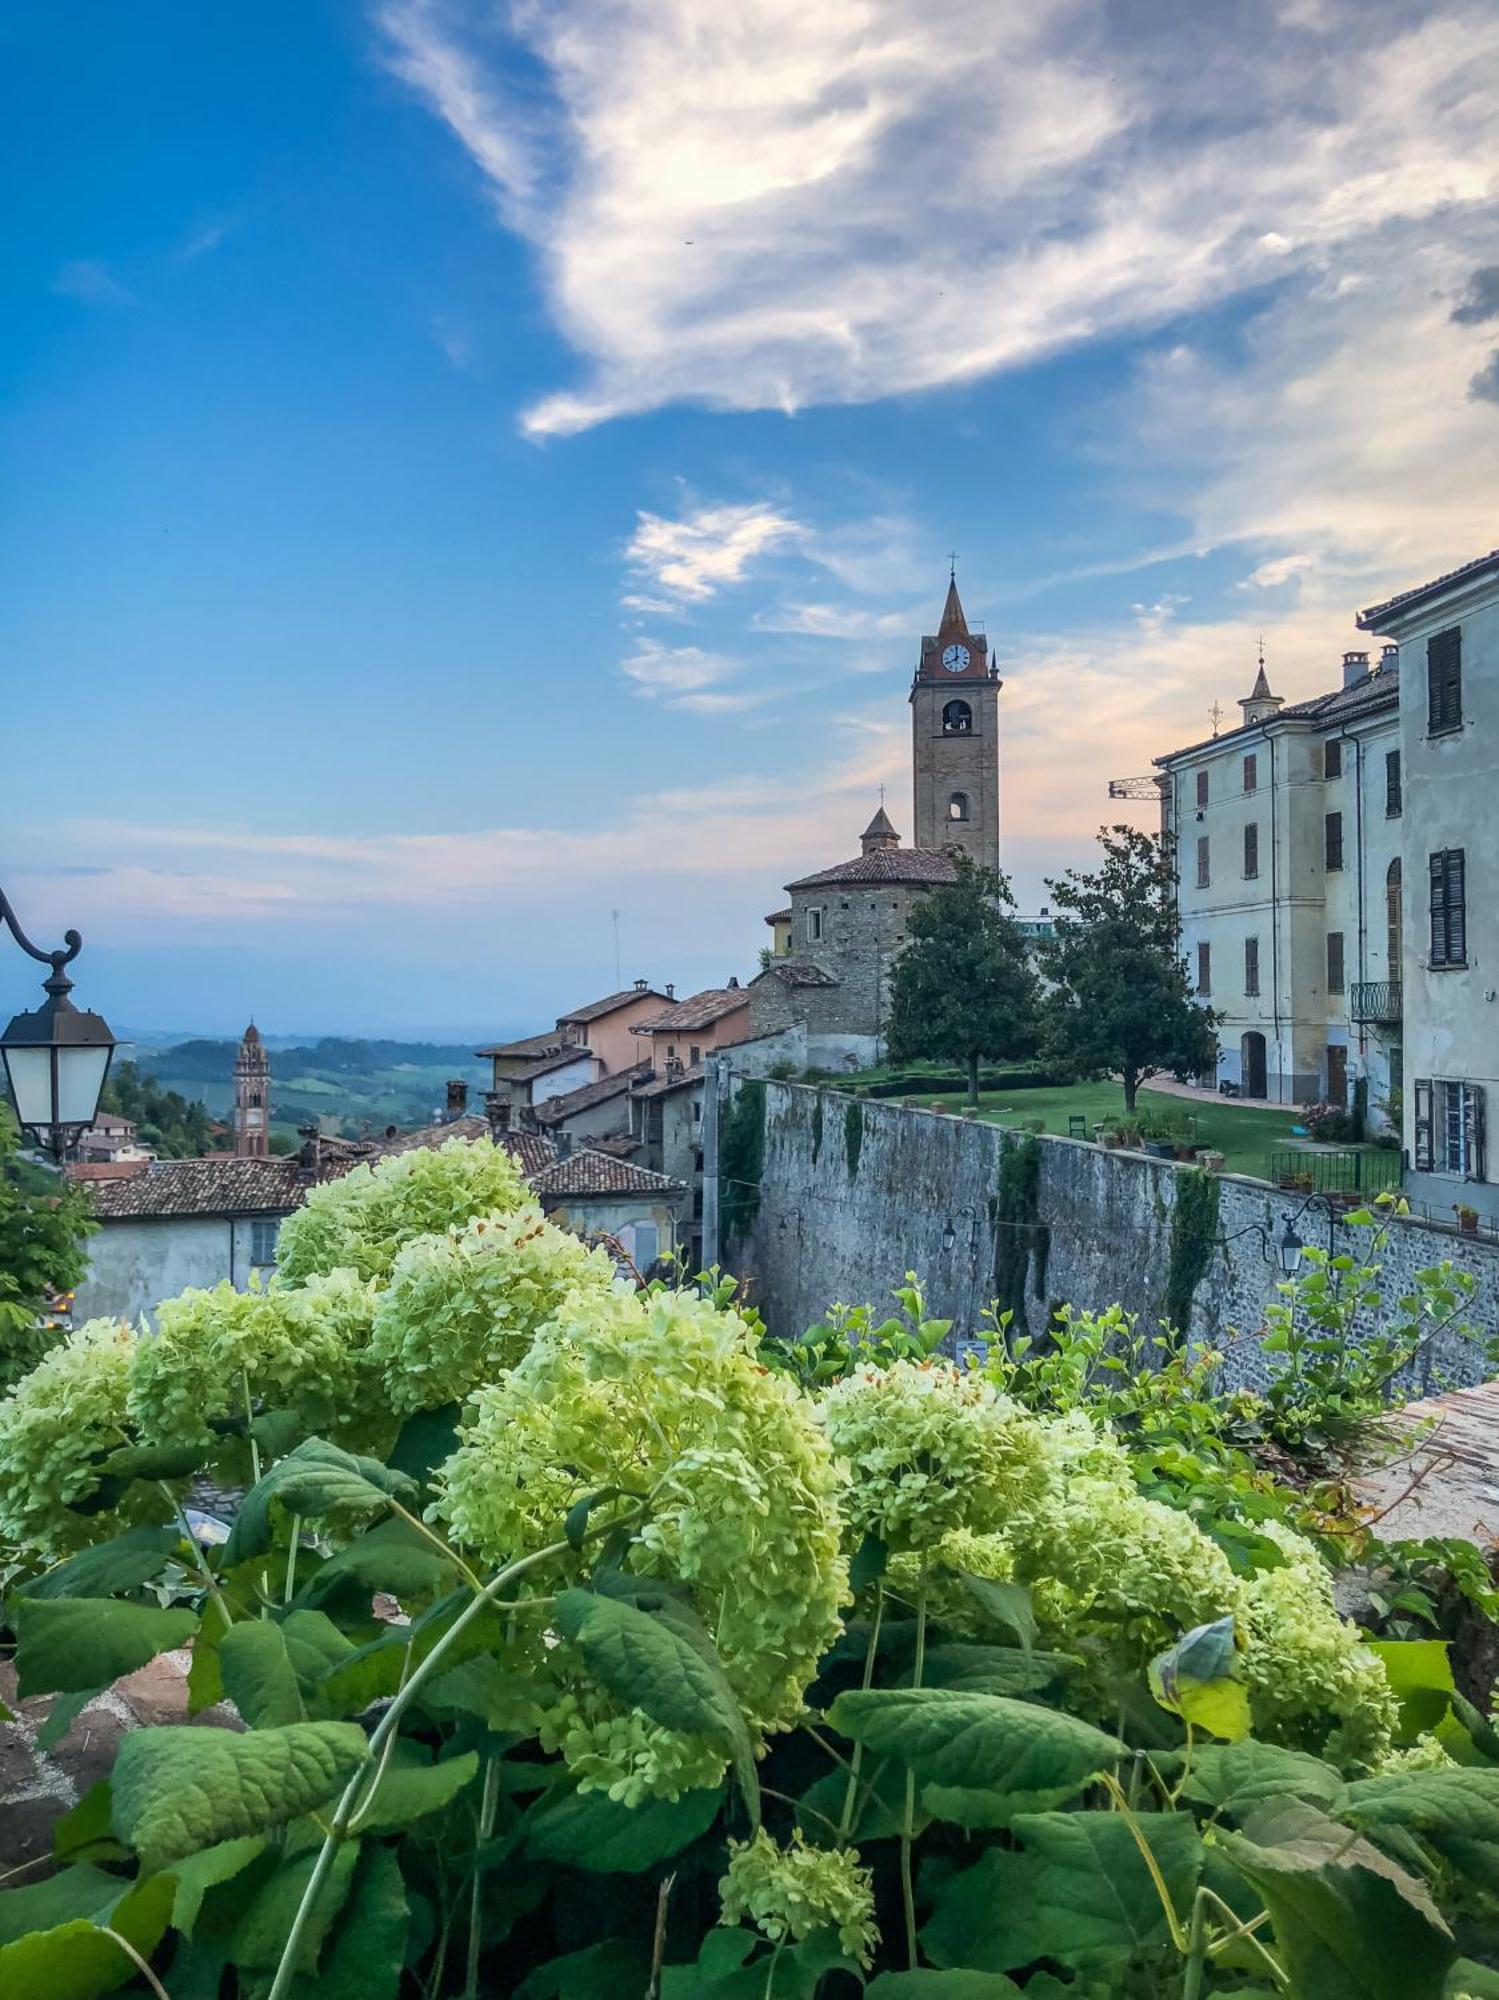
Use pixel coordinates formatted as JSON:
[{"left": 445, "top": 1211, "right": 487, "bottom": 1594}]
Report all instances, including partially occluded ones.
[
  {"left": 75, "top": 1215, "right": 284, "bottom": 1327},
  {"left": 722, "top": 1080, "right": 1499, "bottom": 1394}
]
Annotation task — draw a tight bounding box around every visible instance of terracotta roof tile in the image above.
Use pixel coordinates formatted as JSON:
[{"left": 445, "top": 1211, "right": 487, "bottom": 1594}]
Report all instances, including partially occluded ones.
[
  {"left": 529, "top": 1151, "right": 685, "bottom": 1198},
  {"left": 535, "top": 1065, "right": 651, "bottom": 1124},
  {"left": 474, "top": 1030, "right": 567, "bottom": 1060},
  {"left": 84, "top": 1157, "right": 305, "bottom": 1220},
  {"left": 558, "top": 987, "right": 671, "bottom": 1024},
  {"left": 786, "top": 846, "right": 959, "bottom": 890},
  {"left": 631, "top": 1064, "right": 705, "bottom": 1101},
  {"left": 758, "top": 961, "right": 840, "bottom": 989},
  {"left": 632, "top": 988, "right": 752, "bottom": 1033}
]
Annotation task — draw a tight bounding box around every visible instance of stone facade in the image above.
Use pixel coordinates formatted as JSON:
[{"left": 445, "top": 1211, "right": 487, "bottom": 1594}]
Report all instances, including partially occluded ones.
[
  {"left": 911, "top": 575, "right": 1001, "bottom": 870},
  {"left": 708, "top": 1077, "right": 1499, "bottom": 1395}
]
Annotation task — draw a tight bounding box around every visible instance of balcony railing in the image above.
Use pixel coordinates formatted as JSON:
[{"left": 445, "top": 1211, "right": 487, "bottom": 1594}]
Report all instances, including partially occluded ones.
[{"left": 1350, "top": 979, "right": 1402, "bottom": 1024}]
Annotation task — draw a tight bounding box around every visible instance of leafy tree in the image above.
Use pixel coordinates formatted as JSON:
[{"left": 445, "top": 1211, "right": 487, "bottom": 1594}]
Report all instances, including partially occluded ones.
[
  {"left": 100, "top": 1059, "right": 218, "bottom": 1158},
  {"left": 0, "top": 1107, "right": 95, "bottom": 1393},
  {"left": 1042, "top": 822, "right": 1219, "bottom": 1112},
  {"left": 887, "top": 857, "right": 1039, "bottom": 1106}
]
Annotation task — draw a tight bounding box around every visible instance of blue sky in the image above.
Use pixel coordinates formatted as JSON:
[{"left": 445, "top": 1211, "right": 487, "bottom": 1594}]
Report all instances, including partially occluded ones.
[{"left": 4, "top": 0, "right": 1497, "bottom": 1038}]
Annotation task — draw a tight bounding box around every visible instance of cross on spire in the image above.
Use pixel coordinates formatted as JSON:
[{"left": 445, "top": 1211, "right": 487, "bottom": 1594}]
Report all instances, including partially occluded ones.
[
  {"left": 947, "top": 548, "right": 957, "bottom": 579},
  {"left": 1209, "top": 700, "right": 1224, "bottom": 737}
]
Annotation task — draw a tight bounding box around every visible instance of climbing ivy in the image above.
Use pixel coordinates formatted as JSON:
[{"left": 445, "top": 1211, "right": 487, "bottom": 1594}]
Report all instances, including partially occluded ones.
[
  {"left": 811, "top": 1090, "right": 825, "bottom": 1165},
  {"left": 991, "top": 1131, "right": 1048, "bottom": 1335},
  {"left": 719, "top": 1080, "right": 767, "bottom": 1249},
  {"left": 844, "top": 1098, "right": 865, "bottom": 1178},
  {"left": 1163, "top": 1166, "right": 1220, "bottom": 1336}
]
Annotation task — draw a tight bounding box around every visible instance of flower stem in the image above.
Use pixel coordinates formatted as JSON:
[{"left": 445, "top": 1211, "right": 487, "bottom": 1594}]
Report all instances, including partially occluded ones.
[
  {"left": 283, "top": 1516, "right": 301, "bottom": 1606},
  {"left": 463, "top": 1754, "right": 501, "bottom": 1999},
  {"left": 901, "top": 1559, "right": 928, "bottom": 1971},
  {"left": 837, "top": 1583, "right": 884, "bottom": 1846}
]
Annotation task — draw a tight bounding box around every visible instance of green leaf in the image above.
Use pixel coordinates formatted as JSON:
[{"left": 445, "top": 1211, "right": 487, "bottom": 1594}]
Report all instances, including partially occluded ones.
[
  {"left": 1219, "top": 1798, "right": 1454, "bottom": 2000},
  {"left": 37, "top": 1689, "right": 104, "bottom": 1752},
  {"left": 17, "top": 1524, "right": 182, "bottom": 1600},
  {"left": 1447, "top": 1959, "right": 1499, "bottom": 1998},
  {"left": 297, "top": 1515, "right": 455, "bottom": 1609},
  {"left": 287, "top": 1843, "right": 409, "bottom": 2000},
  {"left": 219, "top": 1618, "right": 306, "bottom": 1728},
  {"left": 111, "top": 1720, "right": 370, "bottom": 1870},
  {"left": 516, "top": 1939, "right": 651, "bottom": 2000},
  {"left": 918, "top": 1642, "right": 1072, "bottom": 1698},
  {"left": 849, "top": 1534, "right": 889, "bottom": 1594},
  {"left": 556, "top": 1586, "right": 759, "bottom": 1819},
  {"left": 387, "top": 1401, "right": 462, "bottom": 1493},
  {"left": 866, "top": 1975, "right": 1024, "bottom": 1999},
  {"left": 1344, "top": 1765, "right": 1499, "bottom": 1893},
  {"left": 0, "top": 1871, "right": 176, "bottom": 2000},
  {"left": 956, "top": 1574, "right": 1038, "bottom": 1651},
  {"left": 1368, "top": 1638, "right": 1456, "bottom": 1741},
  {"left": 187, "top": 1593, "right": 232, "bottom": 1713},
  {"left": 354, "top": 1744, "right": 479, "bottom": 1834},
  {"left": 0, "top": 1864, "right": 124, "bottom": 1945},
  {"left": 828, "top": 1688, "right": 1122, "bottom": 1799},
  {"left": 922, "top": 1810, "right": 1202, "bottom": 1973},
  {"left": 224, "top": 1437, "right": 417, "bottom": 1566},
  {"left": 1174, "top": 1738, "right": 1346, "bottom": 1815},
  {"left": 52, "top": 1782, "right": 127, "bottom": 1866},
  {"left": 419, "top": 1654, "right": 537, "bottom": 1732},
  {"left": 169, "top": 1836, "right": 267, "bottom": 1936},
  {"left": 525, "top": 1785, "right": 723, "bottom": 1872},
  {"left": 12, "top": 1595, "right": 198, "bottom": 1698},
  {"left": 229, "top": 1838, "right": 361, "bottom": 1973},
  {"left": 564, "top": 1485, "right": 633, "bottom": 1552},
  {"left": 100, "top": 1437, "right": 215, "bottom": 1481}
]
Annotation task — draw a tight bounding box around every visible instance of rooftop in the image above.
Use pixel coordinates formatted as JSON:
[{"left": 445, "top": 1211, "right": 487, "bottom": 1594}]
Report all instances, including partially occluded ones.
[
  {"left": 632, "top": 987, "right": 751, "bottom": 1033},
  {"left": 474, "top": 1029, "right": 567, "bottom": 1061},
  {"left": 763, "top": 906, "right": 793, "bottom": 926},
  {"left": 632, "top": 1063, "right": 705, "bottom": 1101},
  {"left": 755, "top": 960, "right": 840, "bottom": 989},
  {"left": 84, "top": 1156, "right": 305, "bottom": 1220},
  {"left": 529, "top": 1150, "right": 685, "bottom": 1200},
  {"left": 786, "top": 846, "right": 960, "bottom": 891},
  {"left": 1155, "top": 657, "right": 1400, "bottom": 766},
  {"left": 557, "top": 986, "right": 671, "bottom": 1025},
  {"left": 1359, "top": 548, "right": 1499, "bottom": 631},
  {"left": 534, "top": 1064, "right": 651, "bottom": 1124}
]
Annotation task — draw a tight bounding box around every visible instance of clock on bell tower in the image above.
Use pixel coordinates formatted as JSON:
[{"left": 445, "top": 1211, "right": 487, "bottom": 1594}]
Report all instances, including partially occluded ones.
[{"left": 910, "top": 570, "right": 1002, "bottom": 870}]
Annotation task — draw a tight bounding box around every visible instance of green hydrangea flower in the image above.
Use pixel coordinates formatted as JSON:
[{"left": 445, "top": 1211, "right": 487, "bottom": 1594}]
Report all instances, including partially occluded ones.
[
  {"left": 435, "top": 1284, "right": 848, "bottom": 1803},
  {"left": 276, "top": 1135, "right": 529, "bottom": 1285},
  {"left": 369, "top": 1206, "right": 617, "bottom": 1413},
  {"left": 720, "top": 1829, "right": 877, "bottom": 1967},
  {"left": 0, "top": 1318, "right": 169, "bottom": 1558}
]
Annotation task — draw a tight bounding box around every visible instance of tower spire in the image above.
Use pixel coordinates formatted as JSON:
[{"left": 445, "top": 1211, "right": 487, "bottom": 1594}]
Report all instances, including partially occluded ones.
[{"left": 233, "top": 1022, "right": 270, "bottom": 1158}]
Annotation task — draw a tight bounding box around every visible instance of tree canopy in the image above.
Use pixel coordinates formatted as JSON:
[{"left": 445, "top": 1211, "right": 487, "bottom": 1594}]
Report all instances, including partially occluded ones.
[
  {"left": 0, "top": 1108, "right": 95, "bottom": 1393},
  {"left": 101, "top": 1060, "right": 219, "bottom": 1158},
  {"left": 887, "top": 857, "right": 1039, "bottom": 1103},
  {"left": 1041, "top": 823, "right": 1219, "bottom": 1111}
]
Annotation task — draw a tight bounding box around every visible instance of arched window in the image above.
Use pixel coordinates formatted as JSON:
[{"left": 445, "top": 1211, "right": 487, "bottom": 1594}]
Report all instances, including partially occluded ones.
[
  {"left": 942, "top": 699, "right": 972, "bottom": 734},
  {"left": 947, "top": 791, "right": 970, "bottom": 822},
  {"left": 1386, "top": 858, "right": 1402, "bottom": 971}
]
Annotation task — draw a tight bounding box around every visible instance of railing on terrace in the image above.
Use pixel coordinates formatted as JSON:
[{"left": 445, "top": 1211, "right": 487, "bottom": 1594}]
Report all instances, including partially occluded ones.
[
  {"left": 1349, "top": 979, "right": 1402, "bottom": 1024},
  {"left": 1268, "top": 1148, "right": 1403, "bottom": 1198}
]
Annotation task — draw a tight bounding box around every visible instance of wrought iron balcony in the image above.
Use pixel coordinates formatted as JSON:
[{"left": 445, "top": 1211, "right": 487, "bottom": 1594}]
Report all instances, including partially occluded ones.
[{"left": 1349, "top": 979, "right": 1402, "bottom": 1024}]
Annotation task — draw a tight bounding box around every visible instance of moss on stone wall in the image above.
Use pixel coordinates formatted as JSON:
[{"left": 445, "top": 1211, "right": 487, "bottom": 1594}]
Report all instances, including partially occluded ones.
[
  {"left": 720, "top": 1080, "right": 766, "bottom": 1250},
  {"left": 1164, "top": 1167, "right": 1220, "bottom": 1335},
  {"left": 844, "top": 1098, "right": 865, "bottom": 1178},
  {"left": 991, "top": 1132, "right": 1049, "bottom": 1335}
]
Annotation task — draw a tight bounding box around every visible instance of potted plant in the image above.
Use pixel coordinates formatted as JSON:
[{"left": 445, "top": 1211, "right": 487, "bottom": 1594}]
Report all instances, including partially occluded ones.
[
  {"left": 1454, "top": 1202, "right": 1480, "bottom": 1235},
  {"left": 1200, "top": 1149, "right": 1226, "bottom": 1172}
]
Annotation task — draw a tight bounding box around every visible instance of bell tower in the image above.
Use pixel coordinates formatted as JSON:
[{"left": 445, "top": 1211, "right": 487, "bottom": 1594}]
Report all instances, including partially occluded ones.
[
  {"left": 910, "top": 570, "right": 1001, "bottom": 869},
  {"left": 233, "top": 1023, "right": 270, "bottom": 1158}
]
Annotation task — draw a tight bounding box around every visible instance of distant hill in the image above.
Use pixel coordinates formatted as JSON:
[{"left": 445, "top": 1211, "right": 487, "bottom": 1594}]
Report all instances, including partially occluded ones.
[{"left": 140, "top": 1037, "right": 492, "bottom": 1142}]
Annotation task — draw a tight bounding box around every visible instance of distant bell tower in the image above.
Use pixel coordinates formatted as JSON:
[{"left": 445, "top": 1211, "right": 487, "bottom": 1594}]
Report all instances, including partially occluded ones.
[
  {"left": 233, "top": 1024, "right": 270, "bottom": 1158},
  {"left": 910, "top": 570, "right": 1002, "bottom": 870}
]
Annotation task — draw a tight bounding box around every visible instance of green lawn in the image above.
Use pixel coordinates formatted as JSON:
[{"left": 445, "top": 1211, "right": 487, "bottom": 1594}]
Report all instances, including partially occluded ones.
[{"left": 904, "top": 1081, "right": 1308, "bottom": 1181}]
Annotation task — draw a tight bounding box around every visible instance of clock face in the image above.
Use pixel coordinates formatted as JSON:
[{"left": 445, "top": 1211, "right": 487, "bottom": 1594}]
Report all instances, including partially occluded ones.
[{"left": 941, "top": 643, "right": 971, "bottom": 673}]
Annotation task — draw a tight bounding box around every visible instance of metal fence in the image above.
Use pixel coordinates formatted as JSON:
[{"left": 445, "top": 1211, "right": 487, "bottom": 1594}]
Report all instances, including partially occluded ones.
[{"left": 1267, "top": 1148, "right": 1403, "bottom": 1197}]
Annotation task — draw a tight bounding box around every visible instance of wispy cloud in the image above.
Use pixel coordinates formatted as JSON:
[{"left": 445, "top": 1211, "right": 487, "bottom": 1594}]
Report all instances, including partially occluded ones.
[
  {"left": 377, "top": 0, "right": 1499, "bottom": 437},
  {"left": 51, "top": 259, "right": 133, "bottom": 307},
  {"left": 624, "top": 500, "right": 804, "bottom": 602},
  {"left": 619, "top": 638, "right": 762, "bottom": 712},
  {"left": 176, "top": 216, "right": 237, "bottom": 263}
]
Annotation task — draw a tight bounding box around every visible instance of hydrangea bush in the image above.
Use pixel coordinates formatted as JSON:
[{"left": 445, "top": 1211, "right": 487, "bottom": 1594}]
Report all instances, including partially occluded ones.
[{"left": 0, "top": 1145, "right": 1490, "bottom": 2000}]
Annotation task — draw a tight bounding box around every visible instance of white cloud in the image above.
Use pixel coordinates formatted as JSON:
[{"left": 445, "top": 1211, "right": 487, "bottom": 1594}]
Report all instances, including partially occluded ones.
[
  {"left": 1238, "top": 553, "right": 1317, "bottom": 591},
  {"left": 619, "top": 638, "right": 764, "bottom": 712},
  {"left": 377, "top": 0, "right": 1499, "bottom": 436},
  {"left": 51, "top": 259, "right": 133, "bottom": 307},
  {"left": 624, "top": 500, "right": 804, "bottom": 601}
]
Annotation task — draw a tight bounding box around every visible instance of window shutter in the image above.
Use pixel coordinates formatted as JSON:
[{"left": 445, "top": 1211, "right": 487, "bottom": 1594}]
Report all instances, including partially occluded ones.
[
  {"left": 1414, "top": 1079, "right": 1434, "bottom": 1172},
  {"left": 1467, "top": 1085, "right": 1487, "bottom": 1183},
  {"left": 1428, "top": 627, "right": 1462, "bottom": 732},
  {"left": 1386, "top": 750, "right": 1402, "bottom": 816},
  {"left": 1447, "top": 849, "right": 1466, "bottom": 964},
  {"left": 1430, "top": 851, "right": 1448, "bottom": 964}
]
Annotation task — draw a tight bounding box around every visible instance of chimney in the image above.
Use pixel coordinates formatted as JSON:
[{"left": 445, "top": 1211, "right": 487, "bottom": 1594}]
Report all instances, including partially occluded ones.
[
  {"left": 556, "top": 1131, "right": 574, "bottom": 1159},
  {"left": 665, "top": 983, "right": 675, "bottom": 999},
  {"left": 520, "top": 1105, "right": 539, "bottom": 1133},
  {"left": 727, "top": 975, "right": 739, "bottom": 989},
  {"left": 1379, "top": 643, "right": 1399, "bottom": 673},
  {"left": 633, "top": 977, "right": 647, "bottom": 991},
  {"left": 1341, "top": 649, "right": 1369, "bottom": 689},
  {"left": 446, "top": 1079, "right": 468, "bottom": 1119},
  {"left": 486, "top": 1095, "right": 512, "bottom": 1132},
  {"left": 666, "top": 1054, "right": 684, "bottom": 1079}
]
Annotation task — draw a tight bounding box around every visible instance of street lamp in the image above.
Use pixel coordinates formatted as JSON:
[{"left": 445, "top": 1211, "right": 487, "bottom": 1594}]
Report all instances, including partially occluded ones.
[
  {"left": 1277, "top": 1218, "right": 1305, "bottom": 1277},
  {"left": 0, "top": 887, "right": 116, "bottom": 1159}
]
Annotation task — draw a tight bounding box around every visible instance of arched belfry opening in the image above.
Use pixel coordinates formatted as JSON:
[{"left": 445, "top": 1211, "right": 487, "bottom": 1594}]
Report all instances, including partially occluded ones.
[
  {"left": 947, "top": 791, "right": 970, "bottom": 822},
  {"left": 942, "top": 699, "right": 972, "bottom": 734}
]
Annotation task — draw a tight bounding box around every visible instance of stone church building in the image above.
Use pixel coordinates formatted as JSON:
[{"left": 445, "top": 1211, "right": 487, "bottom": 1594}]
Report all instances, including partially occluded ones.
[{"left": 749, "top": 574, "right": 1001, "bottom": 1059}]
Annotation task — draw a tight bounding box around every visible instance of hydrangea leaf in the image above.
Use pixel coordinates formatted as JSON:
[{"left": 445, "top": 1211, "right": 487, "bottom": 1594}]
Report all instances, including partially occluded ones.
[
  {"left": 918, "top": 1642, "right": 1072, "bottom": 1698},
  {"left": 52, "top": 1781, "right": 127, "bottom": 1866},
  {"left": 219, "top": 1619, "right": 305, "bottom": 1729},
  {"left": 100, "top": 1438, "right": 216, "bottom": 1481},
  {"left": 525, "top": 1785, "right": 723, "bottom": 1872},
  {"left": 17, "top": 1524, "right": 182, "bottom": 1601},
  {"left": 1173, "top": 1739, "right": 1346, "bottom": 1815},
  {"left": 223, "top": 1438, "right": 416, "bottom": 1567},
  {"left": 827, "top": 1687, "right": 1122, "bottom": 1796},
  {"left": 516, "top": 1939, "right": 651, "bottom": 2000},
  {"left": 957, "top": 1575, "right": 1038, "bottom": 1652},
  {"left": 0, "top": 1870, "right": 176, "bottom": 2000},
  {"left": 352, "top": 1745, "right": 479, "bottom": 1834},
  {"left": 296, "top": 1515, "right": 454, "bottom": 1610},
  {"left": 12, "top": 1596, "right": 198, "bottom": 1698},
  {"left": 1366, "top": 1639, "right": 1456, "bottom": 1741},
  {"left": 111, "top": 1720, "right": 369, "bottom": 1870},
  {"left": 228, "top": 1838, "right": 361, "bottom": 1974},
  {"left": 865, "top": 1974, "right": 1025, "bottom": 1998},
  {"left": 169, "top": 1836, "right": 267, "bottom": 1936},
  {"left": 1150, "top": 1617, "right": 1250, "bottom": 1741},
  {"left": 287, "top": 1843, "right": 410, "bottom": 2000},
  {"left": 1343, "top": 1767, "right": 1499, "bottom": 1894},
  {"left": 1219, "top": 1799, "right": 1454, "bottom": 2000}
]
